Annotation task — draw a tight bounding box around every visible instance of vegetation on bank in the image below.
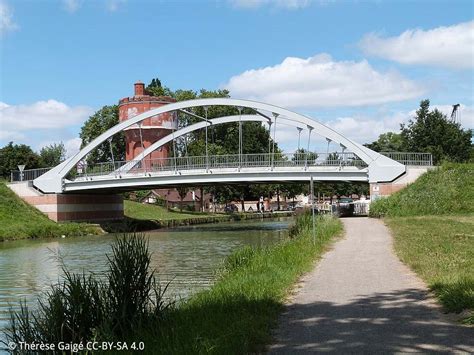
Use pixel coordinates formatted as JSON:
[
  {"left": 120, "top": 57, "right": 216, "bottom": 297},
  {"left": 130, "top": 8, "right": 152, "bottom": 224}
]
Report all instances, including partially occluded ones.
[
  {"left": 4, "top": 235, "right": 170, "bottom": 351},
  {"left": 4, "top": 213, "right": 342, "bottom": 353},
  {"left": 124, "top": 200, "right": 213, "bottom": 220},
  {"left": 369, "top": 163, "right": 474, "bottom": 323},
  {"left": 144, "top": 214, "right": 341, "bottom": 353},
  {"left": 369, "top": 163, "right": 474, "bottom": 217},
  {"left": 0, "top": 182, "right": 102, "bottom": 241}
]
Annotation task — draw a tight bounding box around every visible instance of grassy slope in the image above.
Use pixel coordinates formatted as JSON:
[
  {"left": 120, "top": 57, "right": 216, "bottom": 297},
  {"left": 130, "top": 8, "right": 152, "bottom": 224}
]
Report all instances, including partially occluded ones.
[
  {"left": 143, "top": 214, "right": 343, "bottom": 354},
  {"left": 370, "top": 163, "right": 474, "bottom": 217},
  {"left": 370, "top": 163, "right": 474, "bottom": 322},
  {"left": 124, "top": 200, "right": 213, "bottom": 220},
  {"left": 0, "top": 182, "right": 102, "bottom": 241}
]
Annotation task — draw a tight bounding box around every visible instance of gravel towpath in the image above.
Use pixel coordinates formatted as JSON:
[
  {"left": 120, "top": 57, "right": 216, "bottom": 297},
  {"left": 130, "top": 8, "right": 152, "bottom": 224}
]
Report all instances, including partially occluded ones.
[{"left": 269, "top": 217, "right": 473, "bottom": 354}]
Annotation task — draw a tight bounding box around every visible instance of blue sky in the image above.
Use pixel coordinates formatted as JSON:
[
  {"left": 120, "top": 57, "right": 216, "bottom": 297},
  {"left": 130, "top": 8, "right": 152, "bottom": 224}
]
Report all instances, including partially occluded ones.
[{"left": 1, "top": 0, "right": 473, "bottom": 155}]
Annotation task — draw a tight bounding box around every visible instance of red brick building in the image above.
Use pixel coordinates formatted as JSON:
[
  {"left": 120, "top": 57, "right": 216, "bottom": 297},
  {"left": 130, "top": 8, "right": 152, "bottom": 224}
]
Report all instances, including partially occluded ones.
[{"left": 118, "top": 81, "right": 177, "bottom": 164}]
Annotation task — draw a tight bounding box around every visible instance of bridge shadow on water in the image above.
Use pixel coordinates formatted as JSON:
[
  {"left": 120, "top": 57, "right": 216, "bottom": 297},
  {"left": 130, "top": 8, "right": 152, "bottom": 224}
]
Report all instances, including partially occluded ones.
[{"left": 270, "top": 288, "right": 474, "bottom": 353}]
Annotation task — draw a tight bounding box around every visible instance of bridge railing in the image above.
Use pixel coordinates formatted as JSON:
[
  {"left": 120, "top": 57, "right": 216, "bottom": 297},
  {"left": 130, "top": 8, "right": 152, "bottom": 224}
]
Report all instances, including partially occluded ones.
[
  {"left": 73, "top": 152, "right": 367, "bottom": 178},
  {"left": 9, "top": 151, "right": 433, "bottom": 182},
  {"left": 380, "top": 152, "right": 433, "bottom": 166},
  {"left": 10, "top": 167, "right": 52, "bottom": 183}
]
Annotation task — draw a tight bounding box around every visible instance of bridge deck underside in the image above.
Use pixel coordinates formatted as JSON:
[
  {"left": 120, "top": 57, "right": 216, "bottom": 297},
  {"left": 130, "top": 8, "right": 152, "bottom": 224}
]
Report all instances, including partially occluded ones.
[{"left": 64, "top": 166, "right": 369, "bottom": 193}]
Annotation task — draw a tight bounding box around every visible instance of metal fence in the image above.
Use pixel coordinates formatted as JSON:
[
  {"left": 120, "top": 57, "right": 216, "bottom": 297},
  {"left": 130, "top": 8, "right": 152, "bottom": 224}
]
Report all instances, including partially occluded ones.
[
  {"left": 9, "top": 151, "right": 433, "bottom": 182},
  {"left": 10, "top": 167, "right": 51, "bottom": 183},
  {"left": 75, "top": 152, "right": 367, "bottom": 178},
  {"left": 380, "top": 152, "right": 433, "bottom": 166}
]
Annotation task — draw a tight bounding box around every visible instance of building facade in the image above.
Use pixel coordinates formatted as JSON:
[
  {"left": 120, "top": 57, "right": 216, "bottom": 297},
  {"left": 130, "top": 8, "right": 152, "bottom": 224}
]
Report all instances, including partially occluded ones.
[{"left": 118, "top": 81, "right": 177, "bottom": 165}]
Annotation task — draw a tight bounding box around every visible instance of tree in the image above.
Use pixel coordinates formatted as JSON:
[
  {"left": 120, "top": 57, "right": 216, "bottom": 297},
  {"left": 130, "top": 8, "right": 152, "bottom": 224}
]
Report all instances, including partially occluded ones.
[
  {"left": 365, "top": 132, "right": 404, "bottom": 152},
  {"left": 0, "top": 142, "right": 42, "bottom": 178},
  {"left": 145, "top": 78, "right": 174, "bottom": 97},
  {"left": 292, "top": 148, "right": 318, "bottom": 165},
  {"left": 79, "top": 105, "right": 125, "bottom": 165},
  {"left": 400, "top": 100, "right": 472, "bottom": 164},
  {"left": 176, "top": 186, "right": 189, "bottom": 212},
  {"left": 39, "top": 142, "right": 66, "bottom": 167}
]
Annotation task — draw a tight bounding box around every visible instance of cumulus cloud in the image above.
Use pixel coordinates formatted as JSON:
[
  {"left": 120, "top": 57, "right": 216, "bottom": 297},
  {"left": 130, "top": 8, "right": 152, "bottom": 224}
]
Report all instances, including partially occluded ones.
[
  {"left": 106, "top": 0, "right": 126, "bottom": 12},
  {"left": 359, "top": 21, "right": 474, "bottom": 69},
  {"left": 62, "top": 0, "right": 82, "bottom": 13},
  {"left": 325, "top": 104, "right": 474, "bottom": 145},
  {"left": 223, "top": 53, "right": 425, "bottom": 109},
  {"left": 230, "top": 0, "right": 313, "bottom": 9},
  {"left": 0, "top": 0, "right": 18, "bottom": 36},
  {"left": 0, "top": 100, "right": 93, "bottom": 131}
]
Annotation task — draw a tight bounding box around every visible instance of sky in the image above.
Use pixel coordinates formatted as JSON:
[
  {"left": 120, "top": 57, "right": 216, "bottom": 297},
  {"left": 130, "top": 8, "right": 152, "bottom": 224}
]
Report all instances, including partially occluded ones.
[{"left": 0, "top": 0, "right": 473, "bottom": 157}]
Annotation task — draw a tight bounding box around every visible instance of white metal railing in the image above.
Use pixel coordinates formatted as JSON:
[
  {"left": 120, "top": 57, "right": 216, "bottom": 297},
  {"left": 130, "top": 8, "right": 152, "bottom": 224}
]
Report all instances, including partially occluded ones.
[
  {"left": 10, "top": 167, "right": 52, "bottom": 183},
  {"left": 74, "top": 152, "right": 366, "bottom": 178},
  {"left": 9, "top": 151, "right": 433, "bottom": 182},
  {"left": 380, "top": 152, "right": 433, "bottom": 166}
]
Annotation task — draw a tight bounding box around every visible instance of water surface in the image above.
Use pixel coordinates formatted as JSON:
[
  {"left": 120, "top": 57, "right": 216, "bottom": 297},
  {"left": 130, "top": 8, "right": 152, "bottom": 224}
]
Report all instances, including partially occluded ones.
[{"left": 0, "top": 217, "right": 292, "bottom": 337}]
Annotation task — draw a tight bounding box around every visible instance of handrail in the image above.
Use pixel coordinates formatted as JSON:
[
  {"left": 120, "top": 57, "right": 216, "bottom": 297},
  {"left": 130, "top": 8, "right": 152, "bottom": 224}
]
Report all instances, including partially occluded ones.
[{"left": 10, "top": 151, "right": 433, "bottom": 182}]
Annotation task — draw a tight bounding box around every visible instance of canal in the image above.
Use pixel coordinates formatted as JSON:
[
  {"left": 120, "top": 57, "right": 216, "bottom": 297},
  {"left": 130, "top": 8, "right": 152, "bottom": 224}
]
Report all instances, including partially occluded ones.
[{"left": 0, "top": 217, "right": 292, "bottom": 338}]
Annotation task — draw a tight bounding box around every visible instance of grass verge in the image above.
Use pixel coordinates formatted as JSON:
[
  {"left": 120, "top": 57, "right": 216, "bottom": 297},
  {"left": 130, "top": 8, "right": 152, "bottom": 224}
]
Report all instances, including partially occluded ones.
[
  {"left": 124, "top": 200, "right": 214, "bottom": 220},
  {"left": 369, "top": 163, "right": 474, "bottom": 324},
  {"left": 386, "top": 215, "right": 474, "bottom": 323},
  {"left": 0, "top": 182, "right": 102, "bottom": 241},
  {"left": 141, "top": 213, "right": 342, "bottom": 353}
]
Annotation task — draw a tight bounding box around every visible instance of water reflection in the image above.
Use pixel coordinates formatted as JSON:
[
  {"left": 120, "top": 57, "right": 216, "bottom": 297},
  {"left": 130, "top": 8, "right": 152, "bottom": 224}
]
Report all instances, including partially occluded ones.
[{"left": 0, "top": 217, "right": 291, "bottom": 336}]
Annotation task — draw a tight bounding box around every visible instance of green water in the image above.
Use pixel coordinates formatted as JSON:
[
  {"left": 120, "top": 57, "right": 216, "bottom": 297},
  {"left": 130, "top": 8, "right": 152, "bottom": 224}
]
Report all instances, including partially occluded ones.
[{"left": 0, "top": 217, "right": 292, "bottom": 337}]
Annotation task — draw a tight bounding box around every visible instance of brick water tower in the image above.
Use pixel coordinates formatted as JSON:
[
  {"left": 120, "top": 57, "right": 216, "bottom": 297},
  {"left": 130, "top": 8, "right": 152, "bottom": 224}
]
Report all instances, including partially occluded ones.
[{"left": 118, "top": 81, "right": 177, "bottom": 165}]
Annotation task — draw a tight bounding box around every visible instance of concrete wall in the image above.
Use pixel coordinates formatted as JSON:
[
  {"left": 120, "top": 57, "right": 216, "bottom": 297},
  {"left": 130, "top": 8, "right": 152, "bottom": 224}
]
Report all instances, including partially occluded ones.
[
  {"left": 370, "top": 166, "right": 434, "bottom": 200},
  {"left": 8, "top": 182, "right": 123, "bottom": 222}
]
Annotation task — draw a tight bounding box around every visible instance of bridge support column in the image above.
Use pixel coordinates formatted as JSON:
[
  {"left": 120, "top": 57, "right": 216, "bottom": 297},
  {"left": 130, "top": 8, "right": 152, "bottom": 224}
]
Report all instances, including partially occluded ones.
[{"left": 8, "top": 182, "right": 123, "bottom": 222}]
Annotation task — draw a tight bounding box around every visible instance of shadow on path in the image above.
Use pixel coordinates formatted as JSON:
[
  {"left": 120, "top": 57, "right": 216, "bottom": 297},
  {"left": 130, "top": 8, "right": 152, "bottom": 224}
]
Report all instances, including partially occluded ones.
[{"left": 271, "top": 288, "right": 473, "bottom": 353}]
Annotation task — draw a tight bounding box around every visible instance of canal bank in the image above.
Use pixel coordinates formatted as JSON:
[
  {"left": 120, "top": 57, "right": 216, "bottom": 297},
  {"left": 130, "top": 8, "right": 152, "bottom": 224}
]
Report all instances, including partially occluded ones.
[
  {"left": 1, "top": 213, "right": 342, "bottom": 354},
  {"left": 139, "top": 213, "right": 342, "bottom": 354},
  {"left": 0, "top": 217, "right": 293, "bottom": 342},
  {"left": 0, "top": 181, "right": 294, "bottom": 241}
]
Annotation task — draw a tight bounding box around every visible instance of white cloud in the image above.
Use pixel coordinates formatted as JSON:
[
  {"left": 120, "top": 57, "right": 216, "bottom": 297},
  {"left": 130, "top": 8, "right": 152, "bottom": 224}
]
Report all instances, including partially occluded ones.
[
  {"left": 0, "top": 0, "right": 18, "bottom": 36},
  {"left": 359, "top": 21, "right": 474, "bottom": 69},
  {"left": 106, "top": 0, "right": 126, "bottom": 12},
  {"left": 64, "top": 137, "right": 82, "bottom": 157},
  {"left": 326, "top": 112, "right": 408, "bottom": 144},
  {"left": 325, "top": 104, "right": 474, "bottom": 145},
  {"left": 223, "top": 53, "right": 425, "bottom": 109},
  {"left": 0, "top": 100, "right": 93, "bottom": 131},
  {"left": 63, "top": 0, "right": 82, "bottom": 13},
  {"left": 230, "top": 0, "right": 313, "bottom": 9}
]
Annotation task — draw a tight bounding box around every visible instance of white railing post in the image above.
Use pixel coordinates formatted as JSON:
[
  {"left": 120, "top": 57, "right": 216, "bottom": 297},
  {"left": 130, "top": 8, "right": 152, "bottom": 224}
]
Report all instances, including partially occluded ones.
[
  {"left": 305, "top": 126, "right": 313, "bottom": 170},
  {"left": 204, "top": 106, "right": 209, "bottom": 173},
  {"left": 271, "top": 113, "right": 278, "bottom": 171},
  {"left": 238, "top": 106, "right": 243, "bottom": 172}
]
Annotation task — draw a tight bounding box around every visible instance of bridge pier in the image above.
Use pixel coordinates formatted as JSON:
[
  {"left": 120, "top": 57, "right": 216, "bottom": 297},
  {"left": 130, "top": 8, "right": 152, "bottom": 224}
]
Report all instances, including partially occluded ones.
[{"left": 8, "top": 182, "right": 123, "bottom": 222}]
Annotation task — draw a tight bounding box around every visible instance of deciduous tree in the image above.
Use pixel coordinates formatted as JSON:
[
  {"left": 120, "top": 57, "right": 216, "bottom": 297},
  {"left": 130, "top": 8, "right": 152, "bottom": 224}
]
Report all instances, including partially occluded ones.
[{"left": 400, "top": 100, "right": 472, "bottom": 164}]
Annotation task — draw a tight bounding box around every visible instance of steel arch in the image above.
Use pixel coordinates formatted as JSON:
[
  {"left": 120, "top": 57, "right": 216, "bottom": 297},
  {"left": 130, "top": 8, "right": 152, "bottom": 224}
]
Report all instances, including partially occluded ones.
[{"left": 34, "top": 98, "right": 405, "bottom": 193}]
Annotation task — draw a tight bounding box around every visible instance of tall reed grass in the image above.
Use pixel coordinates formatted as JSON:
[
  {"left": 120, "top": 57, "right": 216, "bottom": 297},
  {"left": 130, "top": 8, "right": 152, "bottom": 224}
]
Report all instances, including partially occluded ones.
[{"left": 2, "top": 234, "right": 171, "bottom": 350}]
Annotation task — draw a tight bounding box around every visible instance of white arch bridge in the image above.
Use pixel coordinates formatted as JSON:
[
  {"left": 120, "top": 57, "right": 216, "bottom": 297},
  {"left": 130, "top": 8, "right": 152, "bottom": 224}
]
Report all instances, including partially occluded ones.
[{"left": 29, "top": 98, "right": 432, "bottom": 194}]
